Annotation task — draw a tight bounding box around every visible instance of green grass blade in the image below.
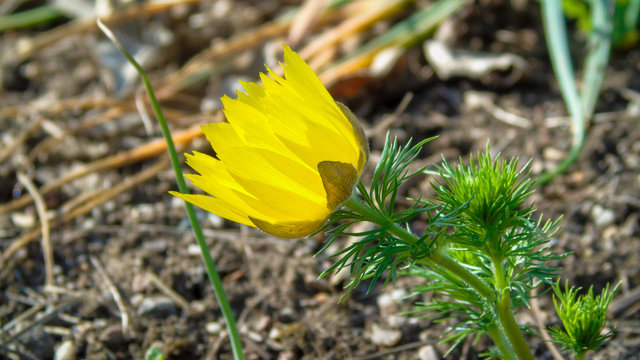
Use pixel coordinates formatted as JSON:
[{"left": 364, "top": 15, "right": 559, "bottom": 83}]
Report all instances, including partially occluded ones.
[
  {"left": 97, "top": 20, "right": 245, "bottom": 360},
  {"left": 581, "top": 0, "right": 613, "bottom": 119},
  {"left": 0, "top": 5, "right": 66, "bottom": 32},
  {"left": 537, "top": 0, "right": 586, "bottom": 185},
  {"left": 324, "top": 0, "right": 466, "bottom": 72}
]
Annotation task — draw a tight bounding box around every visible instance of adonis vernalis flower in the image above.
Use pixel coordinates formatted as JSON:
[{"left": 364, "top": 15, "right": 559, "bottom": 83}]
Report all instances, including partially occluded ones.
[{"left": 171, "top": 45, "right": 368, "bottom": 238}]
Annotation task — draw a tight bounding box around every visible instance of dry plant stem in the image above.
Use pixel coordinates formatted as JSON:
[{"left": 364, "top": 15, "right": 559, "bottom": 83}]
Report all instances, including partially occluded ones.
[
  {"left": 0, "top": 124, "right": 201, "bottom": 216},
  {"left": 90, "top": 255, "right": 132, "bottom": 336},
  {"left": 146, "top": 272, "right": 192, "bottom": 314},
  {"left": 1, "top": 157, "right": 169, "bottom": 264},
  {"left": 12, "top": 0, "right": 203, "bottom": 61},
  {"left": 342, "top": 195, "right": 535, "bottom": 360},
  {"left": 0, "top": 96, "right": 115, "bottom": 120},
  {"left": 156, "top": 0, "right": 362, "bottom": 95},
  {"left": 21, "top": 106, "right": 132, "bottom": 171},
  {"left": 97, "top": 20, "right": 245, "bottom": 360},
  {"left": 530, "top": 290, "right": 565, "bottom": 360},
  {"left": 0, "top": 116, "right": 44, "bottom": 163},
  {"left": 318, "top": 0, "right": 466, "bottom": 84},
  {"left": 288, "top": 0, "right": 326, "bottom": 45},
  {"left": 299, "top": 0, "right": 412, "bottom": 60},
  {"left": 16, "top": 172, "right": 53, "bottom": 287}
]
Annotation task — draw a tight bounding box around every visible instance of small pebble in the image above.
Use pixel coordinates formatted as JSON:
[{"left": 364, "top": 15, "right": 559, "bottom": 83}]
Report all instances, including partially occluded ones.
[
  {"left": 206, "top": 322, "right": 222, "bottom": 334},
  {"left": 543, "top": 147, "right": 565, "bottom": 162},
  {"left": 10, "top": 211, "right": 35, "bottom": 228},
  {"left": 137, "top": 296, "right": 177, "bottom": 318},
  {"left": 418, "top": 345, "right": 439, "bottom": 360},
  {"left": 54, "top": 340, "right": 76, "bottom": 360},
  {"left": 207, "top": 213, "right": 224, "bottom": 228},
  {"left": 366, "top": 323, "right": 402, "bottom": 347},
  {"left": 591, "top": 205, "right": 615, "bottom": 227},
  {"left": 387, "top": 314, "right": 407, "bottom": 328},
  {"left": 377, "top": 293, "right": 394, "bottom": 309}
]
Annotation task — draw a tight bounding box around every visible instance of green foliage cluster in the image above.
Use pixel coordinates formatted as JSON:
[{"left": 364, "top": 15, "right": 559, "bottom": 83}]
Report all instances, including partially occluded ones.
[
  {"left": 432, "top": 146, "right": 563, "bottom": 309},
  {"left": 321, "top": 138, "right": 616, "bottom": 359},
  {"left": 549, "top": 282, "right": 619, "bottom": 358},
  {"left": 318, "top": 135, "right": 454, "bottom": 296}
]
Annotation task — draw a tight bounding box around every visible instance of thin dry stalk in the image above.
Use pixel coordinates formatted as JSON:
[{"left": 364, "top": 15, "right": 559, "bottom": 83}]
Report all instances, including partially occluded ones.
[
  {"left": 0, "top": 116, "right": 45, "bottom": 163},
  {"left": 90, "top": 256, "right": 133, "bottom": 336},
  {"left": 530, "top": 290, "right": 564, "bottom": 360},
  {"left": 16, "top": 172, "right": 54, "bottom": 287},
  {"left": 299, "top": 0, "right": 411, "bottom": 63},
  {"left": 0, "top": 96, "right": 115, "bottom": 120},
  {"left": 145, "top": 272, "right": 191, "bottom": 314},
  {"left": 0, "top": 123, "right": 202, "bottom": 215},
  {"left": 1, "top": 157, "right": 170, "bottom": 264},
  {"left": 156, "top": 1, "right": 361, "bottom": 95},
  {"left": 13, "top": 0, "right": 203, "bottom": 61},
  {"left": 288, "top": 0, "right": 327, "bottom": 46}
]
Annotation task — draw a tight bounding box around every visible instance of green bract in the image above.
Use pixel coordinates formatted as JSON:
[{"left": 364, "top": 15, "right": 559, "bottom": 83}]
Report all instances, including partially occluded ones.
[{"left": 549, "top": 281, "right": 619, "bottom": 358}]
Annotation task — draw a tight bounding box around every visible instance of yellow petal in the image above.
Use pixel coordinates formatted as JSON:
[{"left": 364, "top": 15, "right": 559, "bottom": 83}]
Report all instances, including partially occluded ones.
[
  {"left": 172, "top": 45, "right": 369, "bottom": 238},
  {"left": 249, "top": 216, "right": 328, "bottom": 239},
  {"left": 169, "top": 191, "right": 253, "bottom": 226}
]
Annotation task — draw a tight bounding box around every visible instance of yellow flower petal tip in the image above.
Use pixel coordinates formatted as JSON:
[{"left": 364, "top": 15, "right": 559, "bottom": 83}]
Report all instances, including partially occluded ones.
[{"left": 173, "top": 44, "right": 368, "bottom": 238}]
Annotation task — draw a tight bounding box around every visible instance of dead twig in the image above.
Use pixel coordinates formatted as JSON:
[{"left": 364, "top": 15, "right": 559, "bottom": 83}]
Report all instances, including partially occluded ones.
[
  {"left": 145, "top": 272, "right": 191, "bottom": 315},
  {"left": 0, "top": 123, "right": 202, "bottom": 215},
  {"left": 300, "top": 0, "right": 412, "bottom": 65},
  {"left": 16, "top": 172, "right": 54, "bottom": 287},
  {"left": 90, "top": 256, "right": 134, "bottom": 336},
  {"left": 530, "top": 288, "right": 565, "bottom": 360},
  {"left": 0, "top": 297, "right": 81, "bottom": 346},
  {"left": 288, "top": 0, "right": 327, "bottom": 46},
  {"left": 1, "top": 156, "right": 170, "bottom": 264},
  {"left": 12, "top": 0, "right": 204, "bottom": 61},
  {"left": 0, "top": 115, "right": 45, "bottom": 163}
]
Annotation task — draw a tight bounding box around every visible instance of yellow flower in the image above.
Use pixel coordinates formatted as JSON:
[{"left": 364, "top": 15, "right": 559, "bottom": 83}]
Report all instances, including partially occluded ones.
[{"left": 171, "top": 45, "right": 368, "bottom": 238}]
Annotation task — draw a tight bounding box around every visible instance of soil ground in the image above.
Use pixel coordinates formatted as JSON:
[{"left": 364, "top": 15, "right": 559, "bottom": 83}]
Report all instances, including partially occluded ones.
[{"left": 1, "top": 0, "right": 640, "bottom": 359}]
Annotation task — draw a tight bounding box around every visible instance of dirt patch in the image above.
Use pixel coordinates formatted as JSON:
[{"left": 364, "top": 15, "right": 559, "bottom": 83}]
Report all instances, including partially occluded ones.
[{"left": 1, "top": 1, "right": 639, "bottom": 359}]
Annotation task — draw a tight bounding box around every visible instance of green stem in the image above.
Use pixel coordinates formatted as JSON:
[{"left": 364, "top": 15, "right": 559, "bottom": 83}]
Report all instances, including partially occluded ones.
[
  {"left": 487, "top": 325, "right": 518, "bottom": 360},
  {"left": 496, "top": 292, "right": 535, "bottom": 360},
  {"left": 428, "top": 249, "right": 493, "bottom": 298},
  {"left": 343, "top": 194, "right": 537, "bottom": 360},
  {"left": 343, "top": 194, "right": 493, "bottom": 297},
  {"left": 490, "top": 253, "right": 535, "bottom": 360},
  {"left": 97, "top": 21, "right": 245, "bottom": 360}
]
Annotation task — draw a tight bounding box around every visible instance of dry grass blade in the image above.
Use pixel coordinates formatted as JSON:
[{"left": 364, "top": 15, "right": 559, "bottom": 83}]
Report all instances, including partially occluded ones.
[
  {"left": 19, "top": 106, "right": 133, "bottom": 172},
  {"left": 16, "top": 172, "right": 53, "bottom": 287},
  {"left": 12, "top": 0, "right": 203, "bottom": 61},
  {"left": 0, "top": 116, "right": 45, "bottom": 163},
  {"left": 90, "top": 256, "right": 134, "bottom": 336},
  {"left": 0, "top": 297, "right": 81, "bottom": 346},
  {"left": 299, "top": 0, "right": 412, "bottom": 65},
  {"left": 145, "top": 272, "right": 192, "bottom": 314},
  {"left": 1, "top": 156, "right": 170, "bottom": 264},
  {"left": 0, "top": 97, "right": 116, "bottom": 120},
  {"left": 0, "top": 124, "right": 203, "bottom": 215},
  {"left": 288, "top": 0, "right": 327, "bottom": 46},
  {"left": 156, "top": 0, "right": 372, "bottom": 95}
]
